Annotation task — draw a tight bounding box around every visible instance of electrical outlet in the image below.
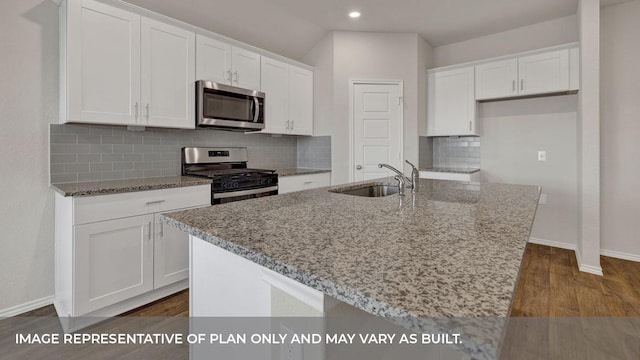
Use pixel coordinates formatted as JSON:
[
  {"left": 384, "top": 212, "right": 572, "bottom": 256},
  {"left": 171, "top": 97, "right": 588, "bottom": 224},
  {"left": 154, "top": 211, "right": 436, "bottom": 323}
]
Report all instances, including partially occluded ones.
[
  {"left": 280, "top": 324, "right": 303, "bottom": 360},
  {"left": 538, "top": 151, "right": 547, "bottom": 162},
  {"left": 539, "top": 194, "right": 547, "bottom": 205}
]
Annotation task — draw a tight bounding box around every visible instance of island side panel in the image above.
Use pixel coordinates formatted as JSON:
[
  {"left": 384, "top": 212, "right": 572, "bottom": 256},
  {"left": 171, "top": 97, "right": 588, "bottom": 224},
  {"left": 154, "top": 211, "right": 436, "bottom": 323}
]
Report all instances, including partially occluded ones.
[{"left": 189, "top": 235, "right": 271, "bottom": 317}]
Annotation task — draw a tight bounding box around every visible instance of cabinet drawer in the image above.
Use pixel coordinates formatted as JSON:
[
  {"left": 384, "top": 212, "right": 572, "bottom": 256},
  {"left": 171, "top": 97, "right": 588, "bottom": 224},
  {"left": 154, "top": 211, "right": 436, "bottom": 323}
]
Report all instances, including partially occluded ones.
[
  {"left": 278, "top": 173, "right": 330, "bottom": 194},
  {"left": 73, "top": 185, "right": 210, "bottom": 225}
]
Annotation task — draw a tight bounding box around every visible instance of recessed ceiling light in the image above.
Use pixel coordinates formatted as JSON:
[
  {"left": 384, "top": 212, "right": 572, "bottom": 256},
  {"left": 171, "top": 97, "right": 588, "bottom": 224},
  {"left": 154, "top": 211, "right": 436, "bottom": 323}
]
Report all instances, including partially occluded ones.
[{"left": 349, "top": 11, "right": 361, "bottom": 18}]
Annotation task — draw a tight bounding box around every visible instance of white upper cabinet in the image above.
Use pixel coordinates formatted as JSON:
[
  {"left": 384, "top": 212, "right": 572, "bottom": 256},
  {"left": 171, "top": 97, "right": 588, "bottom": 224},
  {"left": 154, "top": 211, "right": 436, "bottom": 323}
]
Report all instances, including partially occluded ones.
[
  {"left": 475, "top": 59, "right": 518, "bottom": 100},
  {"left": 60, "top": 0, "right": 195, "bottom": 129},
  {"left": 288, "top": 66, "right": 313, "bottom": 136},
  {"left": 141, "top": 18, "right": 195, "bottom": 129},
  {"left": 63, "top": 0, "right": 141, "bottom": 125},
  {"left": 231, "top": 47, "right": 261, "bottom": 90},
  {"left": 195, "top": 35, "right": 261, "bottom": 91},
  {"left": 260, "top": 57, "right": 314, "bottom": 135},
  {"left": 475, "top": 48, "right": 571, "bottom": 100},
  {"left": 260, "top": 57, "right": 289, "bottom": 134},
  {"left": 518, "top": 49, "right": 569, "bottom": 95},
  {"left": 427, "top": 66, "right": 477, "bottom": 137},
  {"left": 196, "top": 35, "right": 231, "bottom": 85}
]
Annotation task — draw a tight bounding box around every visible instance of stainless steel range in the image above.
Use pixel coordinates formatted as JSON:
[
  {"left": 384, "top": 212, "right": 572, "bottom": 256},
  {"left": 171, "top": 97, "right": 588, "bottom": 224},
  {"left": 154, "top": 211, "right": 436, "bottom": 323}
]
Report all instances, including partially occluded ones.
[{"left": 181, "top": 147, "right": 278, "bottom": 205}]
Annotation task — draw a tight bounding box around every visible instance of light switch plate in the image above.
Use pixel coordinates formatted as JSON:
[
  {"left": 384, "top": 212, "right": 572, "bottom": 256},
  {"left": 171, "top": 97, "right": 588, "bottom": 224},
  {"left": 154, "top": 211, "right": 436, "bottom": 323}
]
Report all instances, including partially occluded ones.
[{"left": 538, "top": 151, "right": 547, "bottom": 162}]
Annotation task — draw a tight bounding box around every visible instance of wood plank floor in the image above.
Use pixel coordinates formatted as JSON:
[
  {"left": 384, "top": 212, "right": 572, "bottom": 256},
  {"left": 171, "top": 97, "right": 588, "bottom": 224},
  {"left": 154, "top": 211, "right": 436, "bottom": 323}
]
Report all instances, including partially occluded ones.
[{"left": 510, "top": 243, "right": 640, "bottom": 317}]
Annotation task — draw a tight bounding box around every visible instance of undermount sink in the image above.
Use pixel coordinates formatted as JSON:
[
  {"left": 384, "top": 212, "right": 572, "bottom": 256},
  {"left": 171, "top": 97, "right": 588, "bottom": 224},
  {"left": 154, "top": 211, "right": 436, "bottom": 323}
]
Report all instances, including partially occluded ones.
[{"left": 330, "top": 183, "right": 400, "bottom": 197}]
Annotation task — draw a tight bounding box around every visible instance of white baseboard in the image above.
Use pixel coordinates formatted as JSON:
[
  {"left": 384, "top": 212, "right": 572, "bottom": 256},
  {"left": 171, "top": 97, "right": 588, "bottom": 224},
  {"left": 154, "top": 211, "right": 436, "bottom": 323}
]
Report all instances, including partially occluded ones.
[
  {"left": 600, "top": 249, "right": 640, "bottom": 263},
  {"left": 575, "top": 248, "right": 604, "bottom": 276},
  {"left": 528, "top": 237, "right": 576, "bottom": 250},
  {"left": 530, "top": 238, "right": 604, "bottom": 275},
  {"left": 0, "top": 295, "right": 55, "bottom": 317}
]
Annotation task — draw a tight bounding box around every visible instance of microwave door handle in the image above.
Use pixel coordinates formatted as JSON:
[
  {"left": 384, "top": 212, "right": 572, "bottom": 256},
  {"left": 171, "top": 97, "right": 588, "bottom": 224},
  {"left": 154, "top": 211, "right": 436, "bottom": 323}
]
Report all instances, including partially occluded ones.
[{"left": 253, "top": 97, "right": 260, "bottom": 123}]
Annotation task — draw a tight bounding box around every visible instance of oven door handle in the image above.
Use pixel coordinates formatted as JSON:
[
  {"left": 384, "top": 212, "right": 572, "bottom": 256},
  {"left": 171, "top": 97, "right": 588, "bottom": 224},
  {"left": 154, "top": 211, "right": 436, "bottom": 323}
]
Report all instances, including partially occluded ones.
[
  {"left": 213, "top": 186, "right": 278, "bottom": 199},
  {"left": 253, "top": 97, "right": 260, "bottom": 123}
]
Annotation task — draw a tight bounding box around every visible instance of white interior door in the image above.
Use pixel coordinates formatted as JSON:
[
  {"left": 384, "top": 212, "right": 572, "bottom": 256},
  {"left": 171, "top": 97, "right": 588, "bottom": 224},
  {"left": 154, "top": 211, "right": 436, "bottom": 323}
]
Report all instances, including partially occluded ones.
[{"left": 353, "top": 82, "right": 403, "bottom": 182}]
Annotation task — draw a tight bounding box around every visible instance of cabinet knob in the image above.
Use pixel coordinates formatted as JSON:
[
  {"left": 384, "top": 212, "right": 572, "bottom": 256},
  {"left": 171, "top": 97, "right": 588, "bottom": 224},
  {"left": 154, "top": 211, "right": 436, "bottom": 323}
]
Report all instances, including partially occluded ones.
[{"left": 356, "top": 165, "right": 362, "bottom": 170}]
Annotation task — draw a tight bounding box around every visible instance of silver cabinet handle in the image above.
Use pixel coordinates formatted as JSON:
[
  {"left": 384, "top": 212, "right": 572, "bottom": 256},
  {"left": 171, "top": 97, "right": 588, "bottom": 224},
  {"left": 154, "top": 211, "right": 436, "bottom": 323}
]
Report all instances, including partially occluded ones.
[
  {"left": 290, "top": 120, "right": 294, "bottom": 130},
  {"left": 303, "top": 181, "right": 313, "bottom": 185},
  {"left": 145, "top": 104, "right": 150, "bottom": 122},
  {"left": 520, "top": 79, "right": 524, "bottom": 91},
  {"left": 226, "top": 69, "right": 232, "bottom": 83},
  {"left": 286, "top": 120, "right": 290, "bottom": 130},
  {"left": 160, "top": 221, "right": 164, "bottom": 238},
  {"left": 512, "top": 80, "right": 515, "bottom": 92},
  {"left": 233, "top": 71, "right": 238, "bottom": 84},
  {"left": 356, "top": 165, "right": 362, "bottom": 170},
  {"left": 147, "top": 222, "right": 152, "bottom": 241},
  {"left": 469, "top": 121, "right": 472, "bottom": 131},
  {"left": 134, "top": 102, "right": 139, "bottom": 121},
  {"left": 145, "top": 200, "right": 165, "bottom": 206}
]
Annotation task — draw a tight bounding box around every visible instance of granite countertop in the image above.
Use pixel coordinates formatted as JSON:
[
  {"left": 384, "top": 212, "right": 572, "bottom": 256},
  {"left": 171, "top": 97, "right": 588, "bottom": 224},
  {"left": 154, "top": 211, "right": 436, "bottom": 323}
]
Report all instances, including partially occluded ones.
[
  {"left": 275, "top": 168, "right": 331, "bottom": 177},
  {"left": 420, "top": 167, "right": 481, "bottom": 174},
  {"left": 51, "top": 176, "right": 212, "bottom": 197},
  {"left": 162, "top": 178, "right": 539, "bottom": 359}
]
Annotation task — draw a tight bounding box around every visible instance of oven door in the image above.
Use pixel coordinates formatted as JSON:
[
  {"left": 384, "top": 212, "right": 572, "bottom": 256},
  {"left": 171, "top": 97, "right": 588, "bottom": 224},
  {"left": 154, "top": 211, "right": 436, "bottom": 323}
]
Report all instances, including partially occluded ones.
[
  {"left": 197, "top": 81, "right": 265, "bottom": 130},
  {"left": 212, "top": 186, "right": 278, "bottom": 205}
]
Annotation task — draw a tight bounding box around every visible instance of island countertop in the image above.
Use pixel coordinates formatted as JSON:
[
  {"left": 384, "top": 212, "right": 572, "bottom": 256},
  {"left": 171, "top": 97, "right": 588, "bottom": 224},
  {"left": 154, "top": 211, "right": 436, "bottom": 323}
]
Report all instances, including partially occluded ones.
[{"left": 161, "top": 178, "right": 540, "bottom": 357}]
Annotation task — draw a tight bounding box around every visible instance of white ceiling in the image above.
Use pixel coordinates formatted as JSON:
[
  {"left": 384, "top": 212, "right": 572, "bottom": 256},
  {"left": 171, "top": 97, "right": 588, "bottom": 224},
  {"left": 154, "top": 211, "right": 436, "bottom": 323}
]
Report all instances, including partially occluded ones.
[{"left": 123, "top": 0, "right": 630, "bottom": 61}]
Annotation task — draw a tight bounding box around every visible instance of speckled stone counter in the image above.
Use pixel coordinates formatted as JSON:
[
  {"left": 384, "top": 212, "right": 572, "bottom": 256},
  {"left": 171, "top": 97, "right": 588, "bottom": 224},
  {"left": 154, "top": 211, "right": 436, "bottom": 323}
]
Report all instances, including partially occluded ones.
[
  {"left": 51, "top": 176, "right": 212, "bottom": 197},
  {"left": 420, "top": 167, "right": 480, "bottom": 174},
  {"left": 162, "top": 178, "right": 540, "bottom": 359},
  {"left": 275, "top": 168, "right": 331, "bottom": 177}
]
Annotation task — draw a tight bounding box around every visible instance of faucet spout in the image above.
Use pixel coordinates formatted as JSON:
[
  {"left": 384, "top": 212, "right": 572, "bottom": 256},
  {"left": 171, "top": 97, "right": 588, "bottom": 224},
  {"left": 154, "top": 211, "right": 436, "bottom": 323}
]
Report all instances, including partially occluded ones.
[{"left": 378, "top": 163, "right": 413, "bottom": 195}]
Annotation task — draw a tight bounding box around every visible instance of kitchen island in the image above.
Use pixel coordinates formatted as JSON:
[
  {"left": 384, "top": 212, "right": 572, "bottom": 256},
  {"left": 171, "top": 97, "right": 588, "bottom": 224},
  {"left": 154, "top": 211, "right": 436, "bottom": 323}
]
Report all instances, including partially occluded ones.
[{"left": 161, "top": 178, "right": 540, "bottom": 359}]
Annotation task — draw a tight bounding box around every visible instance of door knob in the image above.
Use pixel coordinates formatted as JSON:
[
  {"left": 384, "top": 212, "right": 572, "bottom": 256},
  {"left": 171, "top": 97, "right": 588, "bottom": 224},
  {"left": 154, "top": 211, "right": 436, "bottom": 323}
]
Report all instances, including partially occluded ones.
[{"left": 356, "top": 165, "right": 362, "bottom": 170}]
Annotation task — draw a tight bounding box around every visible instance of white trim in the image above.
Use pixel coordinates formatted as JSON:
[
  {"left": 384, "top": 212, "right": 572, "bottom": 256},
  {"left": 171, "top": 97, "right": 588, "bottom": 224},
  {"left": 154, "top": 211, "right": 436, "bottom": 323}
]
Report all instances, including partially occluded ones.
[
  {"left": 601, "top": 249, "right": 640, "bottom": 263},
  {"left": 528, "top": 237, "right": 576, "bottom": 250},
  {"left": 0, "top": 295, "right": 55, "bottom": 317},
  {"left": 575, "top": 248, "right": 603, "bottom": 276},
  {"left": 348, "top": 79, "right": 404, "bottom": 183}
]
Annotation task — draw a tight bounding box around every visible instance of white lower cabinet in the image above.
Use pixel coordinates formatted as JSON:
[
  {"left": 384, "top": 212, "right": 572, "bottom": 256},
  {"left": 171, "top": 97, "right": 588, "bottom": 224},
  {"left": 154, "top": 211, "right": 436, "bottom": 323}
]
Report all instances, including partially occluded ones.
[
  {"left": 153, "top": 213, "right": 190, "bottom": 288},
  {"left": 74, "top": 215, "right": 154, "bottom": 315},
  {"left": 278, "top": 172, "right": 331, "bottom": 194},
  {"left": 55, "top": 185, "right": 209, "bottom": 329}
]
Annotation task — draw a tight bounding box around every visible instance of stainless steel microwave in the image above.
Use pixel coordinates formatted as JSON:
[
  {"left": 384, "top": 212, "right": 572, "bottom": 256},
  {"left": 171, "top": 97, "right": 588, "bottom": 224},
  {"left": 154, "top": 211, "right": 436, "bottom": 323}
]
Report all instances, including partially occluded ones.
[{"left": 196, "top": 81, "right": 265, "bottom": 131}]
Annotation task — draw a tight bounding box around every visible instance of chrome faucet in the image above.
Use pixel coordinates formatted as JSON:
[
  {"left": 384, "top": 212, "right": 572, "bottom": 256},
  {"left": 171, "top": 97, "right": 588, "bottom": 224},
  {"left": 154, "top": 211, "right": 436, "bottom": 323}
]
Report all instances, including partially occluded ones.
[{"left": 378, "top": 162, "right": 419, "bottom": 196}]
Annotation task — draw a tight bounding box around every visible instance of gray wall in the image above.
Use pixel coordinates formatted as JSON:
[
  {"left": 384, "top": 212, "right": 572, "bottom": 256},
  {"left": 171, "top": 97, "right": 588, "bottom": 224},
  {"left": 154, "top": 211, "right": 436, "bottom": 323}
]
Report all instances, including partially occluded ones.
[
  {"left": 0, "top": 0, "right": 57, "bottom": 313},
  {"left": 303, "top": 31, "right": 432, "bottom": 185},
  {"left": 480, "top": 96, "right": 578, "bottom": 246},
  {"left": 600, "top": 0, "right": 640, "bottom": 258},
  {"left": 50, "top": 124, "right": 305, "bottom": 183}
]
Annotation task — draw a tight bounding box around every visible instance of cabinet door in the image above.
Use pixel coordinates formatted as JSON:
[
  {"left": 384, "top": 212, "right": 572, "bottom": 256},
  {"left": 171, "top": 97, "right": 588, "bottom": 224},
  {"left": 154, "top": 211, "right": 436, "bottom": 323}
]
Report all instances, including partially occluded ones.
[
  {"left": 74, "top": 214, "right": 154, "bottom": 315},
  {"left": 518, "top": 49, "right": 569, "bottom": 96},
  {"left": 231, "top": 47, "right": 261, "bottom": 90},
  {"left": 427, "top": 67, "right": 476, "bottom": 136},
  {"left": 475, "top": 59, "right": 518, "bottom": 100},
  {"left": 67, "top": 0, "right": 141, "bottom": 125},
  {"left": 153, "top": 214, "right": 189, "bottom": 289},
  {"left": 289, "top": 66, "right": 313, "bottom": 136},
  {"left": 196, "top": 35, "right": 231, "bottom": 84},
  {"left": 260, "top": 57, "right": 289, "bottom": 134},
  {"left": 141, "top": 18, "right": 195, "bottom": 129}
]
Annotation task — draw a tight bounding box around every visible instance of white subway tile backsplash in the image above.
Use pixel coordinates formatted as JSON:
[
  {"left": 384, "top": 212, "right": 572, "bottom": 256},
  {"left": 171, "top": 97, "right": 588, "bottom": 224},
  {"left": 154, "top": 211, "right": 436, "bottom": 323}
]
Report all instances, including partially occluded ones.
[{"left": 429, "top": 136, "right": 481, "bottom": 168}]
